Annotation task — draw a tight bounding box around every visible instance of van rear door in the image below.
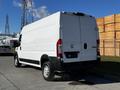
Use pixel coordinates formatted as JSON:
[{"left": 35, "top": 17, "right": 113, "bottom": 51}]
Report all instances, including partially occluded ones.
[
  {"left": 61, "top": 13, "right": 97, "bottom": 63},
  {"left": 61, "top": 14, "right": 81, "bottom": 63},
  {"left": 80, "top": 16, "right": 97, "bottom": 61}
]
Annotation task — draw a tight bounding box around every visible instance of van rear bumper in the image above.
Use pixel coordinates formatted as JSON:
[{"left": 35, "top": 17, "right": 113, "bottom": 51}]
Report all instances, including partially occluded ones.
[{"left": 54, "top": 58, "right": 100, "bottom": 72}]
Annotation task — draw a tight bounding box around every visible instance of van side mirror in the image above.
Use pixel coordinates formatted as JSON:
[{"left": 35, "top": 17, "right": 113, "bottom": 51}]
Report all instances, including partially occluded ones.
[
  {"left": 13, "top": 34, "right": 22, "bottom": 48},
  {"left": 13, "top": 40, "right": 20, "bottom": 48},
  {"left": 19, "top": 34, "right": 22, "bottom": 42}
]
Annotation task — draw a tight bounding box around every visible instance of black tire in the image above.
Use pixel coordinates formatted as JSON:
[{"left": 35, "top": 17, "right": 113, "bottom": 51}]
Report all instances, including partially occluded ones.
[
  {"left": 14, "top": 55, "right": 21, "bottom": 67},
  {"left": 42, "top": 61, "right": 55, "bottom": 81}
]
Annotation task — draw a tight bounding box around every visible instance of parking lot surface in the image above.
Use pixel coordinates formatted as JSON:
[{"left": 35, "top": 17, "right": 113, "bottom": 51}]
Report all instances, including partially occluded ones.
[{"left": 0, "top": 56, "right": 120, "bottom": 90}]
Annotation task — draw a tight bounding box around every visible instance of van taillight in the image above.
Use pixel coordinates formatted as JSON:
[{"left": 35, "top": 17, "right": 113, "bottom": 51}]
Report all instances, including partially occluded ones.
[
  {"left": 56, "top": 39, "right": 63, "bottom": 59},
  {"left": 97, "top": 39, "right": 100, "bottom": 56}
]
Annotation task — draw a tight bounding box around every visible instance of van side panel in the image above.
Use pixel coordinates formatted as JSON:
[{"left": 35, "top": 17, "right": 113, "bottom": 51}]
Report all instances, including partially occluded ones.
[{"left": 18, "top": 12, "right": 60, "bottom": 64}]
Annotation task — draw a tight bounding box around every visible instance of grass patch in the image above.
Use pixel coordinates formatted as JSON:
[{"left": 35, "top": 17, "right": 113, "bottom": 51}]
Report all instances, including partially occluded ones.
[{"left": 101, "top": 56, "right": 120, "bottom": 62}]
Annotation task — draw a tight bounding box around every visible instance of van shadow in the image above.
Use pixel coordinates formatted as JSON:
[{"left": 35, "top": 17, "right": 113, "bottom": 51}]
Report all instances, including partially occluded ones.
[
  {"left": 96, "top": 61, "right": 120, "bottom": 76},
  {"left": 21, "top": 61, "right": 120, "bottom": 85},
  {"left": 54, "top": 61, "right": 120, "bottom": 85}
]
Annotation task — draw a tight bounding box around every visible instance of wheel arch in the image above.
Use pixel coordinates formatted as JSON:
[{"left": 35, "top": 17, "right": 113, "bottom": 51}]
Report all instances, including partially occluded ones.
[
  {"left": 40, "top": 54, "right": 49, "bottom": 67},
  {"left": 40, "top": 54, "right": 61, "bottom": 71}
]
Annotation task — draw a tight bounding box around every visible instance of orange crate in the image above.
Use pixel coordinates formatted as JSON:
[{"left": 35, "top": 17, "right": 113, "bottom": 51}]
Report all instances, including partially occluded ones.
[
  {"left": 100, "top": 40, "right": 104, "bottom": 47},
  {"left": 115, "top": 48, "right": 120, "bottom": 56},
  {"left": 115, "top": 14, "right": 120, "bottom": 23},
  {"left": 105, "top": 48, "right": 115, "bottom": 56},
  {"left": 98, "top": 25, "right": 104, "bottom": 32},
  {"left": 116, "top": 31, "right": 120, "bottom": 40},
  {"left": 104, "top": 15, "right": 115, "bottom": 24},
  {"left": 105, "top": 23, "right": 115, "bottom": 32},
  {"left": 105, "top": 32, "right": 115, "bottom": 40},
  {"left": 99, "top": 32, "right": 105, "bottom": 39},
  {"left": 100, "top": 47, "right": 104, "bottom": 55},
  {"left": 96, "top": 18, "right": 104, "bottom": 25},
  {"left": 104, "top": 40, "right": 114, "bottom": 47},
  {"left": 115, "top": 23, "right": 120, "bottom": 31}
]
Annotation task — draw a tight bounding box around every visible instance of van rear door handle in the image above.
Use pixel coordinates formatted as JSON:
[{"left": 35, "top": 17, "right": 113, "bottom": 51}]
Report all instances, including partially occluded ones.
[{"left": 84, "top": 43, "right": 87, "bottom": 49}]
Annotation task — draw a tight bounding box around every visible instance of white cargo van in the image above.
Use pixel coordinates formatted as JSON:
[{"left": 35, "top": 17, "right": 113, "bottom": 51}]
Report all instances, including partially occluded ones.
[{"left": 14, "top": 12, "right": 100, "bottom": 81}]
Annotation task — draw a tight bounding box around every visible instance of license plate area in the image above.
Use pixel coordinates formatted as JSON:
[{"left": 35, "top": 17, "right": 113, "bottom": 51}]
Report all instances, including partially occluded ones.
[{"left": 64, "top": 51, "right": 79, "bottom": 58}]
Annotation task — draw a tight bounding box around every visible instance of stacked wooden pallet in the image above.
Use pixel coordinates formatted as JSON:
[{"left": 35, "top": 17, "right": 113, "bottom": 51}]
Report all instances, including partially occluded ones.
[{"left": 96, "top": 14, "right": 120, "bottom": 56}]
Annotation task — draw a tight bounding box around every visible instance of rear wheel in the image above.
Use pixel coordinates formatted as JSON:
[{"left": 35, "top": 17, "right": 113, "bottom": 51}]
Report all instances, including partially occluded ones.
[
  {"left": 14, "top": 55, "right": 21, "bottom": 67},
  {"left": 42, "top": 61, "right": 55, "bottom": 81}
]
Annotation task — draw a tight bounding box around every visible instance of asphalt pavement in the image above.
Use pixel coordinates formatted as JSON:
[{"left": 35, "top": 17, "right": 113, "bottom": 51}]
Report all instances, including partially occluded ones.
[{"left": 0, "top": 56, "right": 120, "bottom": 90}]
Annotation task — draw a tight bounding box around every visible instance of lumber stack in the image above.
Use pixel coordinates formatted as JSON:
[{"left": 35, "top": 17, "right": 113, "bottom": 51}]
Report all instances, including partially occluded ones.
[{"left": 96, "top": 14, "right": 120, "bottom": 56}]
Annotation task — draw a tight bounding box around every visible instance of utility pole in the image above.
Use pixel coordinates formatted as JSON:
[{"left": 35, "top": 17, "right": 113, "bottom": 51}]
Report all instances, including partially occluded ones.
[
  {"left": 21, "top": 0, "right": 27, "bottom": 30},
  {"left": 5, "top": 14, "right": 10, "bottom": 35},
  {"left": 21, "top": 0, "right": 34, "bottom": 30},
  {"left": 31, "top": 0, "right": 34, "bottom": 22}
]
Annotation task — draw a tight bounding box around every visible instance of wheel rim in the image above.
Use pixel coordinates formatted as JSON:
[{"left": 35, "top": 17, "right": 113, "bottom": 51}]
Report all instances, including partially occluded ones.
[{"left": 43, "top": 65, "right": 50, "bottom": 78}]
